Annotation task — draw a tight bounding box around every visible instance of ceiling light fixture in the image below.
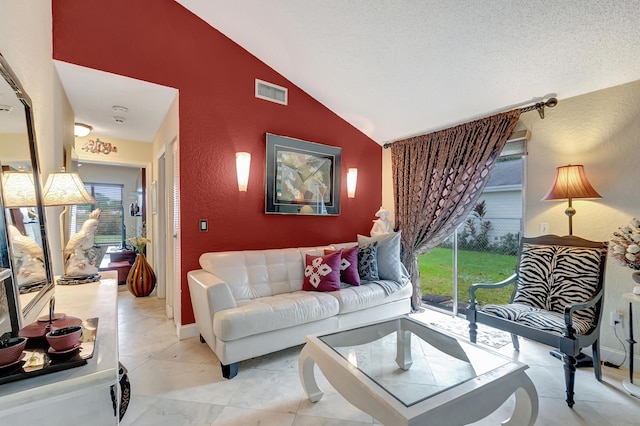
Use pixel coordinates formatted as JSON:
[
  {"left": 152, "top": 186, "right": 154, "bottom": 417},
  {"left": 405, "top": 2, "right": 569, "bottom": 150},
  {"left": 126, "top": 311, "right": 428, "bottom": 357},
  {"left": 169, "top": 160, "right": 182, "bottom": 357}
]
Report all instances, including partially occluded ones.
[{"left": 74, "top": 122, "right": 93, "bottom": 137}]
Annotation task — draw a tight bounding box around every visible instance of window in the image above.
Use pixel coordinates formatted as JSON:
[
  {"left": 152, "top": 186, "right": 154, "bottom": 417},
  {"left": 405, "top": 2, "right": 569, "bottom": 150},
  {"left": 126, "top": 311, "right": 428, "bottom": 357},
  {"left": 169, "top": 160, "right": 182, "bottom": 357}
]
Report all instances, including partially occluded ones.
[
  {"left": 419, "top": 131, "right": 528, "bottom": 315},
  {"left": 70, "top": 183, "right": 124, "bottom": 245}
]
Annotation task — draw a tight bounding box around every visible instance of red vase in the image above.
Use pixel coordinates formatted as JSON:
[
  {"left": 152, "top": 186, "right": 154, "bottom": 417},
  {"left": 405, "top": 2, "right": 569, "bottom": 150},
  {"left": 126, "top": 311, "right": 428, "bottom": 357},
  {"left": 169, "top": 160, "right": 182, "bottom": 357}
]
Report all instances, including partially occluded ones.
[{"left": 126, "top": 253, "right": 156, "bottom": 297}]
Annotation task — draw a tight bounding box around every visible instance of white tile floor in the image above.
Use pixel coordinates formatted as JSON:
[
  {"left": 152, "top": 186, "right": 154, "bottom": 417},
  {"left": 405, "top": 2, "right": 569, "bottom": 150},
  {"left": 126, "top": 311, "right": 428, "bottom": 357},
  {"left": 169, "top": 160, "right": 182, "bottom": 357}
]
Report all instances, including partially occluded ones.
[{"left": 117, "top": 289, "right": 640, "bottom": 425}]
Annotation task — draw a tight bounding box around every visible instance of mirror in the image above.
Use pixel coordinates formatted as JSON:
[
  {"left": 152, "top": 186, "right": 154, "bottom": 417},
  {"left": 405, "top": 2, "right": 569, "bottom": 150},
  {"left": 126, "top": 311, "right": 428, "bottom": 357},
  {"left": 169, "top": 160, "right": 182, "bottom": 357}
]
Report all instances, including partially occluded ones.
[{"left": 0, "top": 52, "right": 54, "bottom": 333}]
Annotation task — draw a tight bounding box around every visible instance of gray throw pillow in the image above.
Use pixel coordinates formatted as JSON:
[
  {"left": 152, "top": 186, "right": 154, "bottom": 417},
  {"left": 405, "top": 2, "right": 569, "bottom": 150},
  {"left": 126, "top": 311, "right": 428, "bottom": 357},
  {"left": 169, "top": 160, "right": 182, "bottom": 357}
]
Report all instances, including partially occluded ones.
[
  {"left": 357, "top": 232, "right": 403, "bottom": 282},
  {"left": 357, "top": 242, "right": 379, "bottom": 281}
]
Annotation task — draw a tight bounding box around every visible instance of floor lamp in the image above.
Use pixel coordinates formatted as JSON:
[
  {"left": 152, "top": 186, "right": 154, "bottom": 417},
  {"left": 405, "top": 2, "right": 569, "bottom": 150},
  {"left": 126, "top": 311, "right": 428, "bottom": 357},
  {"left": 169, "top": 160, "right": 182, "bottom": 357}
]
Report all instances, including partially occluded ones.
[
  {"left": 42, "top": 167, "right": 96, "bottom": 271},
  {"left": 542, "top": 164, "right": 602, "bottom": 236}
]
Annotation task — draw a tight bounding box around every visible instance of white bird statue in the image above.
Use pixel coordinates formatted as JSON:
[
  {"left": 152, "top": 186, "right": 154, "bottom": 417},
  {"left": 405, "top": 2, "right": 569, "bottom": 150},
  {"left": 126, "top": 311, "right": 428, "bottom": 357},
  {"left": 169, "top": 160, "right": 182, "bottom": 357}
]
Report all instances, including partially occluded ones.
[
  {"left": 7, "top": 224, "right": 46, "bottom": 286},
  {"left": 8, "top": 225, "right": 43, "bottom": 261},
  {"left": 64, "top": 209, "right": 101, "bottom": 277},
  {"left": 65, "top": 208, "right": 101, "bottom": 259}
]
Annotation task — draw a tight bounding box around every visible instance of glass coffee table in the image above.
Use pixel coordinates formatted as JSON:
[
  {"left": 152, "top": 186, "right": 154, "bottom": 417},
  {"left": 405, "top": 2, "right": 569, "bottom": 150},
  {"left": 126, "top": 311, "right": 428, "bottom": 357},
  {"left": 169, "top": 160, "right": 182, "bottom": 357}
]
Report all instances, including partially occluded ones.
[{"left": 299, "top": 316, "right": 537, "bottom": 426}]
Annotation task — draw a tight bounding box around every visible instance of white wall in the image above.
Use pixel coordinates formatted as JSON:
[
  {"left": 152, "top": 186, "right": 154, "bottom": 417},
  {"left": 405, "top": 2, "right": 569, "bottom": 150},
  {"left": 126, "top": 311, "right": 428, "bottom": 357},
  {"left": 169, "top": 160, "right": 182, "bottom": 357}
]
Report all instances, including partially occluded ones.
[{"left": 0, "top": 0, "right": 72, "bottom": 275}]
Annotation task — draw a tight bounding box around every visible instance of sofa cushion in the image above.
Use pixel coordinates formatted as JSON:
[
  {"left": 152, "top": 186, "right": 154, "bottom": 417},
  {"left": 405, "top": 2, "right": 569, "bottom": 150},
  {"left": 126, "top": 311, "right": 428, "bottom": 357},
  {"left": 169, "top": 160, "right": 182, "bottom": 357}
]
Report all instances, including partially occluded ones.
[
  {"left": 303, "top": 251, "right": 342, "bottom": 292},
  {"left": 512, "top": 243, "right": 555, "bottom": 309},
  {"left": 325, "top": 246, "right": 360, "bottom": 286},
  {"left": 358, "top": 232, "right": 403, "bottom": 282},
  {"left": 213, "top": 291, "right": 340, "bottom": 341},
  {"left": 548, "top": 245, "right": 604, "bottom": 324},
  {"left": 358, "top": 242, "right": 379, "bottom": 280},
  {"left": 329, "top": 281, "right": 412, "bottom": 314},
  {"left": 512, "top": 243, "right": 604, "bottom": 325},
  {"left": 481, "top": 303, "right": 593, "bottom": 335},
  {"left": 199, "top": 246, "right": 330, "bottom": 301}
]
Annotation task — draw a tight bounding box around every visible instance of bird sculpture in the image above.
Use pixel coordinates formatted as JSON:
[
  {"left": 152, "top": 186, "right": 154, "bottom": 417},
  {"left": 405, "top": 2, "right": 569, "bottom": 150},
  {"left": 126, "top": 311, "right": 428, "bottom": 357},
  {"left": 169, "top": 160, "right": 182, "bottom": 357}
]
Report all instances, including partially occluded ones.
[
  {"left": 7, "top": 224, "right": 46, "bottom": 285},
  {"left": 64, "top": 209, "right": 101, "bottom": 277},
  {"left": 8, "top": 224, "right": 44, "bottom": 261}
]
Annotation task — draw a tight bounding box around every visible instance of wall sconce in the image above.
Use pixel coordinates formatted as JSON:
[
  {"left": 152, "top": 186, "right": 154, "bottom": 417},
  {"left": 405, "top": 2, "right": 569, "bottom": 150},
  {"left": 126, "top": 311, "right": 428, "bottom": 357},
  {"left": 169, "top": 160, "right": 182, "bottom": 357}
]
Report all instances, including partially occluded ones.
[
  {"left": 74, "top": 122, "right": 92, "bottom": 137},
  {"left": 542, "top": 164, "right": 602, "bottom": 235},
  {"left": 347, "top": 168, "right": 358, "bottom": 198},
  {"left": 236, "top": 152, "right": 251, "bottom": 192}
]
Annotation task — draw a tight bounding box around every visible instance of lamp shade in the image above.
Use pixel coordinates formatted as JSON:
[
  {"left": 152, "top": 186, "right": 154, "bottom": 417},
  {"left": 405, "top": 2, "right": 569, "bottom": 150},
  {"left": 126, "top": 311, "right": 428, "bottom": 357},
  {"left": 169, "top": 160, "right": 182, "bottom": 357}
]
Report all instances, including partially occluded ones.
[
  {"left": 42, "top": 168, "right": 96, "bottom": 206},
  {"left": 236, "top": 152, "right": 251, "bottom": 192},
  {"left": 542, "top": 164, "right": 602, "bottom": 201},
  {"left": 1, "top": 170, "right": 37, "bottom": 207}
]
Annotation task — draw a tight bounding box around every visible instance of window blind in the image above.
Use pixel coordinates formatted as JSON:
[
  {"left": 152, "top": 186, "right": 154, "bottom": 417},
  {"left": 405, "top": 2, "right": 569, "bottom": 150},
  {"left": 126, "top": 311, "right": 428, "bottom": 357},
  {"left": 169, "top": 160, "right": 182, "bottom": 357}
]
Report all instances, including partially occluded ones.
[{"left": 70, "top": 183, "right": 124, "bottom": 245}]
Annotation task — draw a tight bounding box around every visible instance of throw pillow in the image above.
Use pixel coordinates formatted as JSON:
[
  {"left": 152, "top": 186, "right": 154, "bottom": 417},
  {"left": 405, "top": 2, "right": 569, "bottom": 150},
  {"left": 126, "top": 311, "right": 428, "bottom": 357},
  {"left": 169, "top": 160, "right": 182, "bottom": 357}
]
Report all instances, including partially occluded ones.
[
  {"left": 358, "top": 242, "right": 379, "bottom": 281},
  {"left": 303, "top": 251, "right": 342, "bottom": 292},
  {"left": 357, "top": 232, "right": 403, "bottom": 282},
  {"left": 325, "top": 246, "right": 360, "bottom": 286}
]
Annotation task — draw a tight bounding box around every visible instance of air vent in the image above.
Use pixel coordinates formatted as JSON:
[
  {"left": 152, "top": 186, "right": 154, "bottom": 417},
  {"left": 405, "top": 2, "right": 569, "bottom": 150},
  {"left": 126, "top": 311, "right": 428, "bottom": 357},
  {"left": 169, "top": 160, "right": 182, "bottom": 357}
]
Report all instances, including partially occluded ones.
[{"left": 255, "top": 79, "right": 288, "bottom": 105}]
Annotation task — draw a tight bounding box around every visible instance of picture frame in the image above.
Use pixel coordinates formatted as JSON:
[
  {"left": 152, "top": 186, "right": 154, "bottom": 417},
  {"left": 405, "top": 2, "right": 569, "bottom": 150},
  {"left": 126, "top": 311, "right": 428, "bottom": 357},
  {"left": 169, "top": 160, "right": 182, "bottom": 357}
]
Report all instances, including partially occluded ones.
[{"left": 265, "top": 133, "right": 341, "bottom": 215}]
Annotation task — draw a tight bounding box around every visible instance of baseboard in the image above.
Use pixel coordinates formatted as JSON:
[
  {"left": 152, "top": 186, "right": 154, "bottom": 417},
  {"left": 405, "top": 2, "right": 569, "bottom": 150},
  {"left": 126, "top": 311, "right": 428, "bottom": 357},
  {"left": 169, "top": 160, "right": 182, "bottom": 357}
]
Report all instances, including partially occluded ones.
[
  {"left": 165, "top": 304, "right": 173, "bottom": 319},
  {"left": 177, "top": 322, "right": 198, "bottom": 340}
]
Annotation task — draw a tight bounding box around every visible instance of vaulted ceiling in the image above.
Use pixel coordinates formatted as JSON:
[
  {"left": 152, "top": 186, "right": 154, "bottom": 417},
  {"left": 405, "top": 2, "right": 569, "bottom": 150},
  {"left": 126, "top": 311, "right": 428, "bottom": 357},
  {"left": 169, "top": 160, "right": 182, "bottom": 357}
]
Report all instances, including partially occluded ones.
[{"left": 59, "top": 0, "right": 640, "bottom": 144}]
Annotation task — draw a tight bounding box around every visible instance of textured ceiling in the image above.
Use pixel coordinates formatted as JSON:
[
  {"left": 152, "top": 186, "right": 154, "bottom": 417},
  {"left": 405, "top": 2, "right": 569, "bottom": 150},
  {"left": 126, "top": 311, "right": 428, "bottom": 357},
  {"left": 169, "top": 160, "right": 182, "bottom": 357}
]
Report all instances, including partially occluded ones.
[
  {"left": 55, "top": 1, "right": 640, "bottom": 145},
  {"left": 177, "top": 0, "right": 640, "bottom": 143}
]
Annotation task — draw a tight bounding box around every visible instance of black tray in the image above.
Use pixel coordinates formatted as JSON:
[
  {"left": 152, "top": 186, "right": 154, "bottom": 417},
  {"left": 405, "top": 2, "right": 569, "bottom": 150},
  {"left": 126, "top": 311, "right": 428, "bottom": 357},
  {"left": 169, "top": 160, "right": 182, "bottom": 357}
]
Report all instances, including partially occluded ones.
[{"left": 0, "top": 317, "right": 98, "bottom": 385}]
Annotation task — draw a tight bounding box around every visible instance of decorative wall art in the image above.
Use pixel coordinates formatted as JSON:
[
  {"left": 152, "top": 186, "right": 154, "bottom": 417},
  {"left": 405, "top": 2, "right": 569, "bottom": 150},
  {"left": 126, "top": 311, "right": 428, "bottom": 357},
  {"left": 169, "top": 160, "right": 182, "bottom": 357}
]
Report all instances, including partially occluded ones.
[
  {"left": 81, "top": 138, "right": 118, "bottom": 155},
  {"left": 265, "top": 133, "right": 341, "bottom": 215}
]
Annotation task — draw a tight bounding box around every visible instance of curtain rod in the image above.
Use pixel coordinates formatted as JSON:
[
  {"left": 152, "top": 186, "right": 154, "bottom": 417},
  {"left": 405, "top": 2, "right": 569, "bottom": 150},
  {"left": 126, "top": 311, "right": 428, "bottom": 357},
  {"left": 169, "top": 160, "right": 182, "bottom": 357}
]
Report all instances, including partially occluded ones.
[{"left": 382, "top": 97, "right": 558, "bottom": 149}]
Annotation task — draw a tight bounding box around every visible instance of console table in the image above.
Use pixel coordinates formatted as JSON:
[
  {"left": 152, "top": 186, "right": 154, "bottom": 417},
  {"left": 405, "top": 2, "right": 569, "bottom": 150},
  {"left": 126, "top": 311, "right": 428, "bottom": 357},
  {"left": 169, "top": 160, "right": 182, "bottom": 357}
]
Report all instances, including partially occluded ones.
[
  {"left": 0, "top": 271, "right": 120, "bottom": 425},
  {"left": 623, "top": 293, "right": 640, "bottom": 398}
]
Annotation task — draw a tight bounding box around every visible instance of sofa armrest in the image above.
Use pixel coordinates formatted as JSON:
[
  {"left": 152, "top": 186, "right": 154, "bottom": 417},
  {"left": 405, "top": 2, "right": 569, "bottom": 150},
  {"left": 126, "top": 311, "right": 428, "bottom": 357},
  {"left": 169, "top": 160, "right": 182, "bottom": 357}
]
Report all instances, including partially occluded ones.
[{"left": 187, "top": 270, "right": 237, "bottom": 346}]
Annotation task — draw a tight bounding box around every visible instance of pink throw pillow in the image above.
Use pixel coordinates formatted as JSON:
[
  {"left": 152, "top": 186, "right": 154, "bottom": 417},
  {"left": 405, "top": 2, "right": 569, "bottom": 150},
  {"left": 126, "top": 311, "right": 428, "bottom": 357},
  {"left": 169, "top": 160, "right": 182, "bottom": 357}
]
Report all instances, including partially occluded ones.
[
  {"left": 325, "top": 246, "right": 360, "bottom": 286},
  {"left": 303, "top": 251, "right": 342, "bottom": 292}
]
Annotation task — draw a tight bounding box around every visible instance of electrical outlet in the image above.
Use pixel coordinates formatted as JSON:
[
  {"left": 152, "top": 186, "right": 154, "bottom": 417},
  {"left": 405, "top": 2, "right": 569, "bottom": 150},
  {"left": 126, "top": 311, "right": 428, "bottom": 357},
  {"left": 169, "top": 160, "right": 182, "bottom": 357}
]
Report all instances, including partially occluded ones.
[{"left": 610, "top": 311, "right": 623, "bottom": 326}]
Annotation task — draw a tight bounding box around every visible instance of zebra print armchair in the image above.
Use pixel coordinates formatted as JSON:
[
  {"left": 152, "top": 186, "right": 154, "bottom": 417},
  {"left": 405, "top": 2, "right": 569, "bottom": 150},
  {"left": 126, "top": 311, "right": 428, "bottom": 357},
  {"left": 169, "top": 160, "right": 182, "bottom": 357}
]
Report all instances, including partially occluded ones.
[{"left": 466, "top": 234, "right": 608, "bottom": 408}]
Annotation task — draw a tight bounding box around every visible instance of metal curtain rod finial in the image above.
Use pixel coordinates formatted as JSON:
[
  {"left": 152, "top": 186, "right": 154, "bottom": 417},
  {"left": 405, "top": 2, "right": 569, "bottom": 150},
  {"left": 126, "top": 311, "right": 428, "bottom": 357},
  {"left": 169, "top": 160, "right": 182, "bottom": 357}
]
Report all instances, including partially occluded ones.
[{"left": 520, "top": 97, "right": 558, "bottom": 119}]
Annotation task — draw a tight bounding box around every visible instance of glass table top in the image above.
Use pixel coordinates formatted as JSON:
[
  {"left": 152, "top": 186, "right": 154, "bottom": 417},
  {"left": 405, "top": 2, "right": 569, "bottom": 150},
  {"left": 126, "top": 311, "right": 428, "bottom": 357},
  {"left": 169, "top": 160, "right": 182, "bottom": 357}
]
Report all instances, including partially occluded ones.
[{"left": 318, "top": 316, "right": 510, "bottom": 407}]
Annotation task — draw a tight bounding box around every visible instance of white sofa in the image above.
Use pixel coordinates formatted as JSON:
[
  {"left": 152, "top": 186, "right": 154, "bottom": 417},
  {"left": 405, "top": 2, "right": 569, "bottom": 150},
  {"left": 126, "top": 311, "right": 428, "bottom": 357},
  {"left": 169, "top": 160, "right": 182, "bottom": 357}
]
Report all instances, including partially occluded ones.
[{"left": 187, "top": 243, "right": 412, "bottom": 378}]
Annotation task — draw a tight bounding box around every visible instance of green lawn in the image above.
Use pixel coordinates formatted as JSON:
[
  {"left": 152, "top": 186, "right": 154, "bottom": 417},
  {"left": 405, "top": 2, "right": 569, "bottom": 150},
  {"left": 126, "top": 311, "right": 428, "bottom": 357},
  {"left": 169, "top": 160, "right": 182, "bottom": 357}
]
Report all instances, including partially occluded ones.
[{"left": 418, "top": 247, "right": 517, "bottom": 305}]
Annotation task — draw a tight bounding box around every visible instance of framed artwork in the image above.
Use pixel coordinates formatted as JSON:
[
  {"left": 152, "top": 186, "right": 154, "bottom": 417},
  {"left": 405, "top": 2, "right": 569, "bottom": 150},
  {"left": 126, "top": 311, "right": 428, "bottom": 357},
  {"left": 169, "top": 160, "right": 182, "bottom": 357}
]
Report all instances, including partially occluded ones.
[{"left": 265, "top": 133, "right": 341, "bottom": 215}]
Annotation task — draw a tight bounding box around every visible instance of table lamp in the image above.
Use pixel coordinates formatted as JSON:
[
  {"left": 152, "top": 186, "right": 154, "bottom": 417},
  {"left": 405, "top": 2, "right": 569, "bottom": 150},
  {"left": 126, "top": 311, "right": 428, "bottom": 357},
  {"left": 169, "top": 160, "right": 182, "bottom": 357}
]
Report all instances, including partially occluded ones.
[{"left": 42, "top": 167, "right": 96, "bottom": 253}]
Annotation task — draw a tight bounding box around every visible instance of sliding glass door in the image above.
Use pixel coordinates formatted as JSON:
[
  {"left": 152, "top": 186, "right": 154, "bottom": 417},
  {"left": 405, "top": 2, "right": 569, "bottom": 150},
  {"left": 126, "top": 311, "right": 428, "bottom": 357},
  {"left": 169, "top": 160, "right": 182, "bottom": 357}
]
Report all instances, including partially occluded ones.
[{"left": 420, "top": 154, "right": 525, "bottom": 316}]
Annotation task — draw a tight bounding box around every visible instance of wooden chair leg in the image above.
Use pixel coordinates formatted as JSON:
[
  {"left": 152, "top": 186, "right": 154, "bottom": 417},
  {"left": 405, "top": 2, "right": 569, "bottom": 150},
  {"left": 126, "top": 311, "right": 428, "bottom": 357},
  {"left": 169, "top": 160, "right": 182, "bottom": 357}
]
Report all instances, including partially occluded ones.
[
  {"left": 469, "top": 321, "right": 478, "bottom": 343},
  {"left": 563, "top": 353, "right": 577, "bottom": 408},
  {"left": 511, "top": 334, "right": 520, "bottom": 351},
  {"left": 592, "top": 341, "right": 602, "bottom": 381}
]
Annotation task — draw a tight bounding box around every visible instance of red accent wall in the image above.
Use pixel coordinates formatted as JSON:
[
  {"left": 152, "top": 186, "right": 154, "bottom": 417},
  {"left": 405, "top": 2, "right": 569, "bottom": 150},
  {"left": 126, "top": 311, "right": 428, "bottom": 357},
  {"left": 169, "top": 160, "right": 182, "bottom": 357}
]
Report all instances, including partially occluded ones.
[{"left": 52, "top": 0, "right": 382, "bottom": 325}]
